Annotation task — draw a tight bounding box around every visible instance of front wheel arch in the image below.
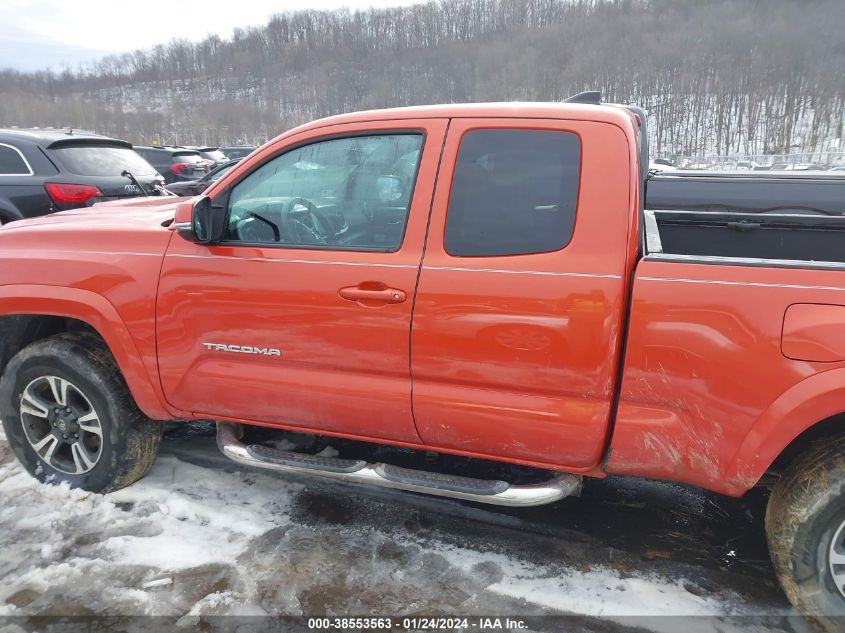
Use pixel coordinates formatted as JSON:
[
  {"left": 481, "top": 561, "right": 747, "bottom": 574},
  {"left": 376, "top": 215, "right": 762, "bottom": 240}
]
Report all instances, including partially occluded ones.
[
  {"left": 0, "top": 332, "right": 162, "bottom": 492},
  {"left": 0, "top": 286, "right": 179, "bottom": 420}
]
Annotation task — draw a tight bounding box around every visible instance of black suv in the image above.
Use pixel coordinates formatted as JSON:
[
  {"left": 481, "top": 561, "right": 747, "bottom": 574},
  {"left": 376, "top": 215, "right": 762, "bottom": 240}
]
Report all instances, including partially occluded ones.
[
  {"left": 0, "top": 129, "right": 166, "bottom": 224},
  {"left": 133, "top": 146, "right": 209, "bottom": 184}
]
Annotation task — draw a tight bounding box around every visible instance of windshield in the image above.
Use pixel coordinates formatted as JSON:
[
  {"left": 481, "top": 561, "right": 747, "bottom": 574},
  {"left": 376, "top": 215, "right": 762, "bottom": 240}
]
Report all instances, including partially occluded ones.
[{"left": 51, "top": 145, "right": 158, "bottom": 177}]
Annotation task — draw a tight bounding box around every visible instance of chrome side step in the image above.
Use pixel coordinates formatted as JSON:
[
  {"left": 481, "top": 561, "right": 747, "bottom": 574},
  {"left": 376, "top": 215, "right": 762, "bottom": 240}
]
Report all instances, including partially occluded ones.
[{"left": 217, "top": 423, "right": 580, "bottom": 507}]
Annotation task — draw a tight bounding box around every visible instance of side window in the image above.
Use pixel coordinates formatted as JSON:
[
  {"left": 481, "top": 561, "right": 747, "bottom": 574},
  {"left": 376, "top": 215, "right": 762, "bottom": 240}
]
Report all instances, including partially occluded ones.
[
  {"left": 444, "top": 129, "right": 581, "bottom": 257},
  {"left": 225, "top": 134, "right": 423, "bottom": 251},
  {"left": 0, "top": 144, "right": 31, "bottom": 175}
]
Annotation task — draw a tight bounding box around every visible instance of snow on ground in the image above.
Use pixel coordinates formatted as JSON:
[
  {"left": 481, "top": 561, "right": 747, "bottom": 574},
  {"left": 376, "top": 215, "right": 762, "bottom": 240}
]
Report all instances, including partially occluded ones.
[{"left": 0, "top": 425, "right": 803, "bottom": 631}]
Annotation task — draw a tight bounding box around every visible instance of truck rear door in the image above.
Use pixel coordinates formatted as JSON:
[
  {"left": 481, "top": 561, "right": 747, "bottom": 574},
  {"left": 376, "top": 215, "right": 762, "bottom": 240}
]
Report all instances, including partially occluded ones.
[{"left": 411, "top": 118, "right": 634, "bottom": 469}]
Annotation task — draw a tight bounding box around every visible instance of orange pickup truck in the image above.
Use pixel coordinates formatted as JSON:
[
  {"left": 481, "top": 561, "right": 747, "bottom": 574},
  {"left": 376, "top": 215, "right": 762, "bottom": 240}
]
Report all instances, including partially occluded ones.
[{"left": 1, "top": 94, "right": 845, "bottom": 625}]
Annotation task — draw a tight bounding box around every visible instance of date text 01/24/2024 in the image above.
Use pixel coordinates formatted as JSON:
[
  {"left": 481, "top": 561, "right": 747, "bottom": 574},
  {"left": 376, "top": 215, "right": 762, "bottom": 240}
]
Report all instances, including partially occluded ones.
[{"left": 306, "top": 617, "right": 528, "bottom": 630}]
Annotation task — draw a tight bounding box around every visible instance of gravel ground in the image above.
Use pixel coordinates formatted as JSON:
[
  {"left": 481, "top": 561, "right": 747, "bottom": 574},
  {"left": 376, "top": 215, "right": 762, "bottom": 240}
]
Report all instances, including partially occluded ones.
[{"left": 0, "top": 422, "right": 816, "bottom": 633}]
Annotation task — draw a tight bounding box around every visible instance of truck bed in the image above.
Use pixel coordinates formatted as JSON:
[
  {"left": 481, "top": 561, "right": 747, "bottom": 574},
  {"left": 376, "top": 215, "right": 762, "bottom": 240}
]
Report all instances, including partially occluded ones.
[
  {"left": 644, "top": 210, "right": 845, "bottom": 266},
  {"left": 646, "top": 171, "right": 845, "bottom": 216},
  {"left": 645, "top": 171, "right": 845, "bottom": 267}
]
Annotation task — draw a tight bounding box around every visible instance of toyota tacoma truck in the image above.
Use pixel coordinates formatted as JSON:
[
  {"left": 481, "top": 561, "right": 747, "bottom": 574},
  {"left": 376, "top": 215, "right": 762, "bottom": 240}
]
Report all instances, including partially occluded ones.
[{"left": 1, "top": 93, "right": 845, "bottom": 628}]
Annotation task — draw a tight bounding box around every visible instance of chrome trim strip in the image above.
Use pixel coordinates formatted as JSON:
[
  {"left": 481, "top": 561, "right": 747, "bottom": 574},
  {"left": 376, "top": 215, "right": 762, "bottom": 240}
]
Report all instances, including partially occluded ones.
[
  {"left": 167, "top": 253, "right": 418, "bottom": 269},
  {"left": 172, "top": 221, "right": 191, "bottom": 230},
  {"left": 0, "top": 249, "right": 160, "bottom": 258},
  {"left": 646, "top": 252, "right": 845, "bottom": 271},
  {"left": 0, "top": 143, "right": 34, "bottom": 176},
  {"left": 217, "top": 423, "right": 581, "bottom": 508},
  {"left": 642, "top": 210, "right": 663, "bottom": 254},
  {"left": 639, "top": 276, "right": 845, "bottom": 292},
  {"left": 422, "top": 265, "right": 622, "bottom": 279},
  {"left": 166, "top": 255, "right": 619, "bottom": 277},
  {"left": 653, "top": 209, "right": 845, "bottom": 220}
]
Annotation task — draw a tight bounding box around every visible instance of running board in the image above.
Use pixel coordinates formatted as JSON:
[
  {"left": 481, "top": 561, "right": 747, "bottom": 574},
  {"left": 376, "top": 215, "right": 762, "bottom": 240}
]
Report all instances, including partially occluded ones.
[{"left": 216, "top": 423, "right": 580, "bottom": 507}]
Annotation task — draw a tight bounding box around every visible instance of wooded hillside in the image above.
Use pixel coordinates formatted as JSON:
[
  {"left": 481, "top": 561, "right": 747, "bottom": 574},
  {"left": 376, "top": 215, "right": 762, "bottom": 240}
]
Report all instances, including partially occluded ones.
[{"left": 1, "top": 0, "right": 843, "bottom": 158}]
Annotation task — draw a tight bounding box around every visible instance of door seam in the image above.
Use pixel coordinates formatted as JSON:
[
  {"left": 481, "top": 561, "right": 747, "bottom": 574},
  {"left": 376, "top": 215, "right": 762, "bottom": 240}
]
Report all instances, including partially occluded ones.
[{"left": 408, "top": 118, "right": 451, "bottom": 440}]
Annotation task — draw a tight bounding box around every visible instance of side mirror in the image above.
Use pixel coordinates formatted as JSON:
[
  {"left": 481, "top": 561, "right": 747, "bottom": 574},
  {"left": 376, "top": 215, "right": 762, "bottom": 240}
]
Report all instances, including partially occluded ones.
[
  {"left": 376, "top": 175, "right": 404, "bottom": 204},
  {"left": 176, "top": 195, "right": 224, "bottom": 244},
  {"left": 191, "top": 195, "right": 213, "bottom": 243}
]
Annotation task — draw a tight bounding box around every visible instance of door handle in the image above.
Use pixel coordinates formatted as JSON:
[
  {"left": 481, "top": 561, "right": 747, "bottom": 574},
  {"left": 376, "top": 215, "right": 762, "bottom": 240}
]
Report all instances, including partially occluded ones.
[{"left": 339, "top": 284, "right": 407, "bottom": 304}]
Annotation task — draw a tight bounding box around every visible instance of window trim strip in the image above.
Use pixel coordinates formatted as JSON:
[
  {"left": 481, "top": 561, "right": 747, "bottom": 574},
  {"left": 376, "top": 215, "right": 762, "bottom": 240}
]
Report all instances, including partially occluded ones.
[{"left": 0, "top": 143, "right": 34, "bottom": 176}]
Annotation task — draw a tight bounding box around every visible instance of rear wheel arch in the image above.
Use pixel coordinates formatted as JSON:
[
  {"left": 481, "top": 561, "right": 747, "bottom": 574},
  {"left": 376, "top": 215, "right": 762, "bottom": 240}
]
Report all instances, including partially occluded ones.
[
  {"left": 766, "top": 434, "right": 845, "bottom": 628},
  {"left": 767, "top": 413, "right": 845, "bottom": 477},
  {"left": 724, "top": 368, "right": 845, "bottom": 492}
]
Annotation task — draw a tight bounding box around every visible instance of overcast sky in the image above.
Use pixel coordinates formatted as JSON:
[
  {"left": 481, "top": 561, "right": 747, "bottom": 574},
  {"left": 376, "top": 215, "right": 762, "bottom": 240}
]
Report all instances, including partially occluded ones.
[{"left": 0, "top": 0, "right": 420, "bottom": 72}]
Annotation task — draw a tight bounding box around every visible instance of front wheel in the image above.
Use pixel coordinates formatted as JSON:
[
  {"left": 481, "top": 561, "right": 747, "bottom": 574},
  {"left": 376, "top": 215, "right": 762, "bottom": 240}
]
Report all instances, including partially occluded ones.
[
  {"left": 766, "top": 436, "right": 845, "bottom": 632},
  {"left": 0, "top": 332, "right": 161, "bottom": 493}
]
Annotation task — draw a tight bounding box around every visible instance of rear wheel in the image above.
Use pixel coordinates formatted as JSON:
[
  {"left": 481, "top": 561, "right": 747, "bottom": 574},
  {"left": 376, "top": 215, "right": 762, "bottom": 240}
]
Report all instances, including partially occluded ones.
[
  {"left": 766, "top": 436, "right": 845, "bottom": 632},
  {"left": 0, "top": 332, "right": 161, "bottom": 493}
]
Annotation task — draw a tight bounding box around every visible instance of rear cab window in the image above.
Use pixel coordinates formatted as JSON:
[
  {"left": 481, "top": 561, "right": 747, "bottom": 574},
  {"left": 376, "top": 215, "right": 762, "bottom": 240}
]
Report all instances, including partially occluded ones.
[
  {"left": 48, "top": 143, "right": 157, "bottom": 177},
  {"left": 444, "top": 129, "right": 581, "bottom": 257}
]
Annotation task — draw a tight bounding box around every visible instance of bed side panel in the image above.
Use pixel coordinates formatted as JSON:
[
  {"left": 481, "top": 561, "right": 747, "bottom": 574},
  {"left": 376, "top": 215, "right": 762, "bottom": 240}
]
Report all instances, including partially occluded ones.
[{"left": 607, "top": 259, "right": 845, "bottom": 495}]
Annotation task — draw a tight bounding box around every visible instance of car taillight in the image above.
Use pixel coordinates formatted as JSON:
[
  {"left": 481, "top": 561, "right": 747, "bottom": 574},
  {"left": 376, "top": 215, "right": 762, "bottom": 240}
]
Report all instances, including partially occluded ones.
[
  {"left": 44, "top": 182, "right": 103, "bottom": 205},
  {"left": 170, "top": 162, "right": 191, "bottom": 174}
]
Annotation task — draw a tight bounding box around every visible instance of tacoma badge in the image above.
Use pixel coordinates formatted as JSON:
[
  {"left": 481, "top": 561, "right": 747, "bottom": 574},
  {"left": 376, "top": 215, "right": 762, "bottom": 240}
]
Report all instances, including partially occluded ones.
[{"left": 203, "top": 343, "right": 281, "bottom": 357}]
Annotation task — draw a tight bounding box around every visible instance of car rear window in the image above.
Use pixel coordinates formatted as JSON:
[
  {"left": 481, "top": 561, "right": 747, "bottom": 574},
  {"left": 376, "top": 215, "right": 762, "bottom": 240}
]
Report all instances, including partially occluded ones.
[
  {"left": 172, "top": 152, "right": 204, "bottom": 164},
  {"left": 223, "top": 148, "right": 253, "bottom": 159},
  {"left": 50, "top": 145, "right": 157, "bottom": 177},
  {"left": 0, "top": 144, "right": 31, "bottom": 175},
  {"left": 444, "top": 129, "right": 581, "bottom": 257},
  {"left": 202, "top": 150, "right": 228, "bottom": 162}
]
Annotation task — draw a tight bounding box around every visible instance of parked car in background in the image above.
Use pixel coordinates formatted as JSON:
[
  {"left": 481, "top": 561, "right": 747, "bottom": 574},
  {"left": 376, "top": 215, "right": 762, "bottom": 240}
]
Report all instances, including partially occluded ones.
[
  {"left": 777, "top": 163, "right": 829, "bottom": 171},
  {"left": 164, "top": 159, "right": 240, "bottom": 196},
  {"left": 219, "top": 146, "right": 256, "bottom": 160},
  {"left": 829, "top": 165, "right": 845, "bottom": 172},
  {"left": 0, "top": 128, "right": 166, "bottom": 223},
  {"left": 183, "top": 146, "right": 229, "bottom": 169},
  {"left": 649, "top": 162, "right": 676, "bottom": 171},
  {"left": 134, "top": 146, "right": 209, "bottom": 184}
]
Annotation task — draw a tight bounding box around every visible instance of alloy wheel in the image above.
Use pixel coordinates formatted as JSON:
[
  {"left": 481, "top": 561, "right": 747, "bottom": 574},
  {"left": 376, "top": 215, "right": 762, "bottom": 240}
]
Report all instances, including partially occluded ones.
[{"left": 19, "top": 375, "right": 103, "bottom": 475}]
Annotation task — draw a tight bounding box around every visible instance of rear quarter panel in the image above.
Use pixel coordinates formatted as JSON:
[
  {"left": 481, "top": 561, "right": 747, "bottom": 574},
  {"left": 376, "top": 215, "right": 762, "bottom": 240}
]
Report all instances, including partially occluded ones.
[{"left": 608, "top": 259, "right": 845, "bottom": 495}]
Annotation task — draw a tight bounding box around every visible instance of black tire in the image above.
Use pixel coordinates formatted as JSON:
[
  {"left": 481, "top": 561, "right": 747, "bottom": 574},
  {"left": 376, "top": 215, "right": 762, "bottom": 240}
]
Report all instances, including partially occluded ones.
[
  {"left": 766, "top": 436, "right": 845, "bottom": 633},
  {"left": 0, "top": 332, "right": 161, "bottom": 493}
]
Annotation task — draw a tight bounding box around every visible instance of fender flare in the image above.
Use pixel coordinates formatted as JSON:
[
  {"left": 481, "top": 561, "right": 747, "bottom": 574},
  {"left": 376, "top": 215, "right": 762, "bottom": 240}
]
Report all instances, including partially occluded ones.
[
  {"left": 0, "top": 284, "right": 176, "bottom": 420},
  {"left": 724, "top": 367, "right": 845, "bottom": 492}
]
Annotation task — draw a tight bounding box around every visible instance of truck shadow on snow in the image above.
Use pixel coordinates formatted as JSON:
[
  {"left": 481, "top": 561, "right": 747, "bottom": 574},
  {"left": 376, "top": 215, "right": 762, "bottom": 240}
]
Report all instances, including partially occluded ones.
[
  {"left": 158, "top": 423, "right": 804, "bottom": 630},
  {"left": 0, "top": 423, "right": 809, "bottom": 633}
]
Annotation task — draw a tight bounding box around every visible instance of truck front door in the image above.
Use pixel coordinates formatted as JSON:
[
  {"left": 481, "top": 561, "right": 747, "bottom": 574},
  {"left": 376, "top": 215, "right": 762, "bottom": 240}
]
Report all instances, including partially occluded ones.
[
  {"left": 411, "top": 118, "right": 634, "bottom": 468},
  {"left": 157, "top": 119, "right": 448, "bottom": 442}
]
